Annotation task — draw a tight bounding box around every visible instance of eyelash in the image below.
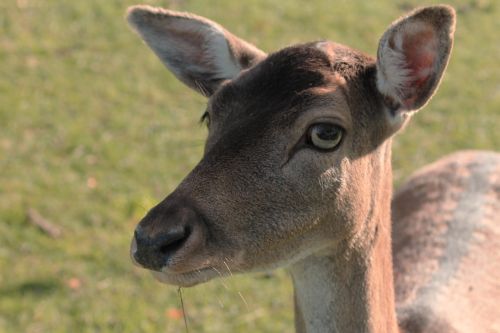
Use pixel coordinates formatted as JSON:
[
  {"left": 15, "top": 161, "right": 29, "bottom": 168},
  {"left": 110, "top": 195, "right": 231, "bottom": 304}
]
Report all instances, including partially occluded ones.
[{"left": 200, "top": 111, "right": 210, "bottom": 127}]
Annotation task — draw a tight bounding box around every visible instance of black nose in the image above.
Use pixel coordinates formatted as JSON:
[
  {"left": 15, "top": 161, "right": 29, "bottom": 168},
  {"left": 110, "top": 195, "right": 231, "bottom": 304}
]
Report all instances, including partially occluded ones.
[{"left": 132, "top": 202, "right": 204, "bottom": 271}]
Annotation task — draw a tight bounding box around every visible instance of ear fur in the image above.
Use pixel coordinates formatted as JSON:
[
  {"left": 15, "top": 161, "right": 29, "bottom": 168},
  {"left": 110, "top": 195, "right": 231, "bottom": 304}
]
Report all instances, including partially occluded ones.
[
  {"left": 127, "top": 5, "right": 266, "bottom": 96},
  {"left": 376, "top": 5, "right": 456, "bottom": 126}
]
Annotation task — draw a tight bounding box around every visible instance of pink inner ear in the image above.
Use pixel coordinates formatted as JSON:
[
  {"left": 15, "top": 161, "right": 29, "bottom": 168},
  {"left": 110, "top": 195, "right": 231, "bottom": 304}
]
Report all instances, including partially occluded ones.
[{"left": 402, "top": 27, "right": 437, "bottom": 106}]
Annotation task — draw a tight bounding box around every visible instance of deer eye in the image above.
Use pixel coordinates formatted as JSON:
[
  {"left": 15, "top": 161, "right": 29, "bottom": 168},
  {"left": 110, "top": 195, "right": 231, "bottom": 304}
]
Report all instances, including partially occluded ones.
[{"left": 307, "top": 123, "right": 344, "bottom": 151}]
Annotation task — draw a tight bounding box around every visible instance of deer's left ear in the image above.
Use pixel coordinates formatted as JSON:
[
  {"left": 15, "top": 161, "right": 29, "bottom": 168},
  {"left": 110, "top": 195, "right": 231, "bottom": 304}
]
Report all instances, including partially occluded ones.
[{"left": 376, "top": 5, "right": 456, "bottom": 127}]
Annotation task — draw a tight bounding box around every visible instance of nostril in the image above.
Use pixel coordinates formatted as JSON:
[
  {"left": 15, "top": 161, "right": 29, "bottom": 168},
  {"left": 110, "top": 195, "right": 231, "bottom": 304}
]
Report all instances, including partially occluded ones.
[
  {"left": 158, "top": 226, "right": 192, "bottom": 256},
  {"left": 133, "top": 201, "right": 206, "bottom": 271},
  {"left": 134, "top": 226, "right": 193, "bottom": 271}
]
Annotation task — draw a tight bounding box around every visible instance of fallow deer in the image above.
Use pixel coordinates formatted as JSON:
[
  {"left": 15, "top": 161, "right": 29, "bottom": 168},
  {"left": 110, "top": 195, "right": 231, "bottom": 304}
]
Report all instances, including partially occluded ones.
[{"left": 126, "top": 5, "right": 500, "bottom": 332}]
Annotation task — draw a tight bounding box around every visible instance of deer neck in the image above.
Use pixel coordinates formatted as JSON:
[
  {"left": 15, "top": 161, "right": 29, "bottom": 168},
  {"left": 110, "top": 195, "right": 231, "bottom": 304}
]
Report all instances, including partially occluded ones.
[{"left": 289, "top": 147, "right": 398, "bottom": 333}]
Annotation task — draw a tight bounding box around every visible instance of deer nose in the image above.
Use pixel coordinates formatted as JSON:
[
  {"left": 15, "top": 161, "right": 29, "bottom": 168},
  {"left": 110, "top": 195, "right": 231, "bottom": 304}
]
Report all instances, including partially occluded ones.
[
  {"left": 133, "top": 225, "right": 191, "bottom": 270},
  {"left": 132, "top": 203, "right": 205, "bottom": 271}
]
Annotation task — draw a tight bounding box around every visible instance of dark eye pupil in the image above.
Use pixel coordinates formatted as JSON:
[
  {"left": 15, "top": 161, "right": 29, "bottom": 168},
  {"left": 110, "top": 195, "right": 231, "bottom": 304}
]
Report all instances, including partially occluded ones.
[{"left": 316, "top": 124, "right": 339, "bottom": 140}]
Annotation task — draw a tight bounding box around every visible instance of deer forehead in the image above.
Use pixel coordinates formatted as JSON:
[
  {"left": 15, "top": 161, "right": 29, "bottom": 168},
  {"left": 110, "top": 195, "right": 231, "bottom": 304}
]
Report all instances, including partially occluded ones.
[{"left": 206, "top": 42, "right": 376, "bottom": 138}]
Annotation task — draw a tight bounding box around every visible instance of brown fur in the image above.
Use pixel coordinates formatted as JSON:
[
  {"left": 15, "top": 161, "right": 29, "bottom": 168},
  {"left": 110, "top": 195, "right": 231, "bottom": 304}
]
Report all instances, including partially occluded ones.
[{"left": 393, "top": 151, "right": 500, "bottom": 332}]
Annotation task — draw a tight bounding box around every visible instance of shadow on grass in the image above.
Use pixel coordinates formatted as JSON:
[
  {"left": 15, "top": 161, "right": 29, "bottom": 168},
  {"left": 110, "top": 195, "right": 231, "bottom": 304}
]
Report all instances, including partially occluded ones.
[{"left": 0, "top": 280, "right": 60, "bottom": 297}]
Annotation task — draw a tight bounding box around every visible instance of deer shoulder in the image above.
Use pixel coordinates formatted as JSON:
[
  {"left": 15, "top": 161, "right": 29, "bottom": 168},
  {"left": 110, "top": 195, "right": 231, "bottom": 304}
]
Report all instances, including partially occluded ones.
[{"left": 392, "top": 151, "right": 500, "bottom": 333}]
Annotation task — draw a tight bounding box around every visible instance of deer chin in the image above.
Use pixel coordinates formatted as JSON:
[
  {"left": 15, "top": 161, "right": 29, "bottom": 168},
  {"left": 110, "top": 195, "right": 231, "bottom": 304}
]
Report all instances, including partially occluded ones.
[{"left": 151, "top": 266, "right": 219, "bottom": 287}]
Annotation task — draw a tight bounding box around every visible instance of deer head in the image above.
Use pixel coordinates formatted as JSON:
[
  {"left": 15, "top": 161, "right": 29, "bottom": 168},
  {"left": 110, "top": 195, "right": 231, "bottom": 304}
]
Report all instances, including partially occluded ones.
[{"left": 127, "top": 5, "right": 455, "bottom": 291}]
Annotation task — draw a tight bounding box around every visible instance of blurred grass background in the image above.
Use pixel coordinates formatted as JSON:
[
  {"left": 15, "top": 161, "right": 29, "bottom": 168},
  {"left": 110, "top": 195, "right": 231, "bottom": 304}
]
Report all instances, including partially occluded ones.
[{"left": 0, "top": 0, "right": 498, "bottom": 332}]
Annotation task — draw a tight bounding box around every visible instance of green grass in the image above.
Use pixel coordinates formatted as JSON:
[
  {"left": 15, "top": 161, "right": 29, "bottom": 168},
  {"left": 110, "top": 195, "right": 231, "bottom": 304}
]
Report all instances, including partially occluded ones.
[{"left": 0, "top": 0, "right": 498, "bottom": 332}]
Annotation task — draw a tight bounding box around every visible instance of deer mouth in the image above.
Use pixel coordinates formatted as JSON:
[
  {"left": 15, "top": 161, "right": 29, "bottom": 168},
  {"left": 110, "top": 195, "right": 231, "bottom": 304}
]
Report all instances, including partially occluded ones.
[
  {"left": 130, "top": 234, "right": 223, "bottom": 286},
  {"left": 150, "top": 266, "right": 222, "bottom": 287}
]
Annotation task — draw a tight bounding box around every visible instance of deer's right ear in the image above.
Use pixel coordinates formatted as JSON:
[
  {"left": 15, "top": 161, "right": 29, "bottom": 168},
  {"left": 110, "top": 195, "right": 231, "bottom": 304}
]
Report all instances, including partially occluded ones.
[
  {"left": 375, "top": 5, "right": 455, "bottom": 130},
  {"left": 127, "top": 6, "right": 266, "bottom": 96}
]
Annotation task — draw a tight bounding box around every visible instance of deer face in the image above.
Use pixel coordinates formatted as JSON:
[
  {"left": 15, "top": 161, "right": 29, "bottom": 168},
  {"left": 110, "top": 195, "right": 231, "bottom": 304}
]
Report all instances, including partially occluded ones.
[{"left": 127, "top": 6, "right": 454, "bottom": 286}]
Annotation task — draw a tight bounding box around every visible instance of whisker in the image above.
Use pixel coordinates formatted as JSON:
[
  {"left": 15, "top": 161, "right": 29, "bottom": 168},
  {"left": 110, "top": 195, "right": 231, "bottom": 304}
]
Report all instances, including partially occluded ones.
[
  {"left": 224, "top": 257, "right": 244, "bottom": 274},
  {"left": 222, "top": 259, "right": 250, "bottom": 312},
  {"left": 211, "top": 266, "right": 223, "bottom": 278},
  {"left": 238, "top": 291, "right": 249, "bottom": 311},
  {"left": 178, "top": 287, "right": 189, "bottom": 333},
  {"left": 205, "top": 266, "right": 228, "bottom": 308},
  {"left": 211, "top": 266, "right": 229, "bottom": 290},
  {"left": 223, "top": 260, "right": 234, "bottom": 277}
]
